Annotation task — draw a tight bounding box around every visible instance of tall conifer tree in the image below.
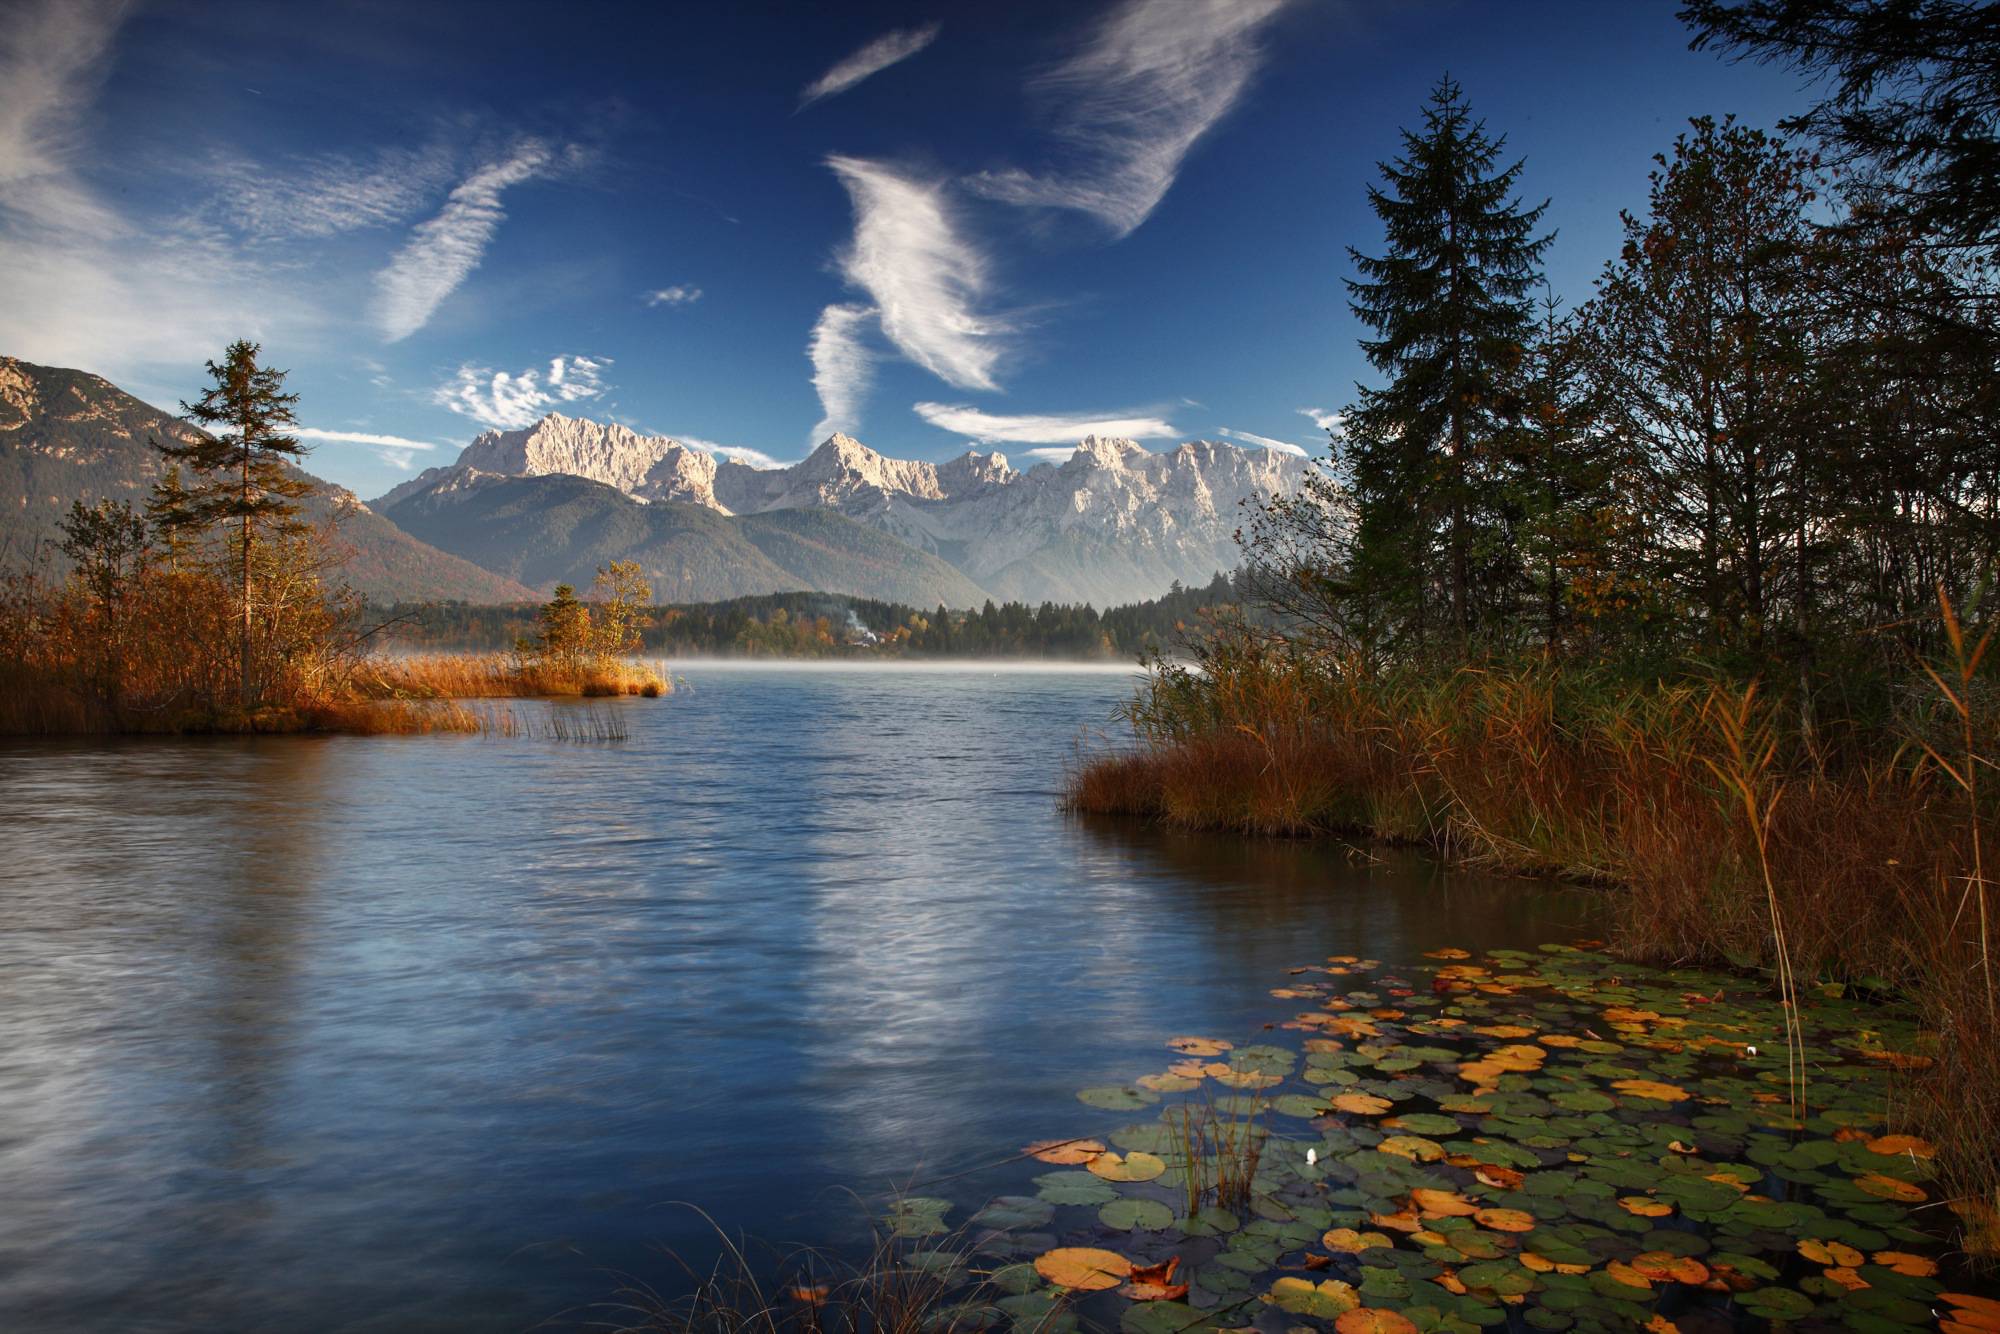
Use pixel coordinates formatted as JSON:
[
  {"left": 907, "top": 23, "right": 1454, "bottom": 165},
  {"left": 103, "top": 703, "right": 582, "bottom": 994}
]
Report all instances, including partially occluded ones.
[
  {"left": 153, "top": 340, "right": 313, "bottom": 707},
  {"left": 1344, "top": 76, "right": 1552, "bottom": 647}
]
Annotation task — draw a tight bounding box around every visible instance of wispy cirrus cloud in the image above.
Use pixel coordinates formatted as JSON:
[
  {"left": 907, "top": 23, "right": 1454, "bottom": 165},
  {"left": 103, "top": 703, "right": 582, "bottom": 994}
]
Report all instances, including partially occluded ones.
[
  {"left": 1298, "top": 406, "right": 1345, "bottom": 434},
  {"left": 0, "top": 0, "right": 327, "bottom": 373},
  {"left": 799, "top": 23, "right": 941, "bottom": 110},
  {"left": 0, "top": 0, "right": 130, "bottom": 237},
  {"left": 372, "top": 141, "right": 559, "bottom": 341},
  {"left": 204, "top": 142, "right": 459, "bottom": 240},
  {"left": 827, "top": 155, "right": 1008, "bottom": 393},
  {"left": 293, "top": 426, "right": 443, "bottom": 471},
  {"left": 913, "top": 401, "right": 1177, "bottom": 444},
  {"left": 968, "top": 0, "right": 1288, "bottom": 238},
  {"left": 807, "top": 301, "right": 877, "bottom": 442},
  {"left": 1219, "top": 426, "right": 1308, "bottom": 456},
  {"left": 432, "top": 355, "right": 610, "bottom": 430},
  {"left": 644, "top": 284, "right": 703, "bottom": 307}
]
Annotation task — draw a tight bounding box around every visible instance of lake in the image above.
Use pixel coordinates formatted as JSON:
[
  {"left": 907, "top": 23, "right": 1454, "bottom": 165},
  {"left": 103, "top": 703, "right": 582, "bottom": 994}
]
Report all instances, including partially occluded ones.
[{"left": 0, "top": 664, "right": 1602, "bottom": 1332}]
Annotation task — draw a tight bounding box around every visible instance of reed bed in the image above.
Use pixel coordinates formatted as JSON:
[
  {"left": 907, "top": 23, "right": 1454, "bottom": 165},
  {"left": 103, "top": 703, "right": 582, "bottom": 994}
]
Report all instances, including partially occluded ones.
[
  {"left": 1067, "top": 625, "right": 2000, "bottom": 1253},
  {"left": 352, "top": 652, "right": 669, "bottom": 700}
]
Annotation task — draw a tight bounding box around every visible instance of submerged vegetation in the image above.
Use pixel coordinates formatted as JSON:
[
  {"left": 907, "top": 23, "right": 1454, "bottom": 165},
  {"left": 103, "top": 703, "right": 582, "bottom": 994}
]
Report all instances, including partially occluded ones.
[
  {"left": 0, "top": 344, "right": 666, "bottom": 736},
  {"left": 1073, "top": 7, "right": 2000, "bottom": 1263}
]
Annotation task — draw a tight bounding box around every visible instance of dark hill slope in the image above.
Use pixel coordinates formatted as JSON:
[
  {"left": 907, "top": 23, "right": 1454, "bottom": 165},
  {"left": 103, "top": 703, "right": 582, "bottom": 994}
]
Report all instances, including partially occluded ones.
[{"left": 0, "top": 356, "right": 536, "bottom": 603}]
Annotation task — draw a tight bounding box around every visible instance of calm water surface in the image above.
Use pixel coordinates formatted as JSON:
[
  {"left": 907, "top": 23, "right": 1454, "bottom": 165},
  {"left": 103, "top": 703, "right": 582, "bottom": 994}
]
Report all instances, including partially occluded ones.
[{"left": 0, "top": 665, "right": 1600, "bottom": 1332}]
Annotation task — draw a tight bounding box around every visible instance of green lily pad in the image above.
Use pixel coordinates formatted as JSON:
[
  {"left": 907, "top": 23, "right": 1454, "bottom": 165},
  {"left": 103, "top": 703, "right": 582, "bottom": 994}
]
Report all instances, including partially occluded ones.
[{"left": 1098, "top": 1197, "right": 1174, "bottom": 1231}]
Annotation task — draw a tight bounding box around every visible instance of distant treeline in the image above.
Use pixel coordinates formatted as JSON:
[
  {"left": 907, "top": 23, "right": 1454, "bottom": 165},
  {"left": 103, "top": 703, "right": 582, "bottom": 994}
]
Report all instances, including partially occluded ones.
[{"left": 367, "top": 572, "right": 1244, "bottom": 660}]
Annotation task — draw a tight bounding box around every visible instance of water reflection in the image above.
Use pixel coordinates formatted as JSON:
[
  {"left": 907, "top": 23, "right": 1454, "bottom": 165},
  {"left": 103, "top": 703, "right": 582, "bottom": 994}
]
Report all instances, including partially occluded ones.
[{"left": 0, "top": 670, "right": 1601, "bottom": 1332}]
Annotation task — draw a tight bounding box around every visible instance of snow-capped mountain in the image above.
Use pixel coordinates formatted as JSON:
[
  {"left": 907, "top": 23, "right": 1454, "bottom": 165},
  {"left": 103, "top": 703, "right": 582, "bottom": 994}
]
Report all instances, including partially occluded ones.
[{"left": 378, "top": 413, "right": 1314, "bottom": 606}]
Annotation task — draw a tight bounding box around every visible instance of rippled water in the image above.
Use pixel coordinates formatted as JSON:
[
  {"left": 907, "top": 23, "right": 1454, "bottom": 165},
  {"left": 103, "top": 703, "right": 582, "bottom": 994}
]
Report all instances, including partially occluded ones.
[{"left": 0, "top": 664, "right": 1601, "bottom": 1332}]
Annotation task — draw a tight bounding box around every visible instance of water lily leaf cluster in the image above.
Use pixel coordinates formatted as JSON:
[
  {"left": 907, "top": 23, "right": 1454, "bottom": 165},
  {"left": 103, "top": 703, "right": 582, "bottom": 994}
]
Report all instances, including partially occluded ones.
[{"left": 911, "top": 942, "right": 2000, "bottom": 1333}]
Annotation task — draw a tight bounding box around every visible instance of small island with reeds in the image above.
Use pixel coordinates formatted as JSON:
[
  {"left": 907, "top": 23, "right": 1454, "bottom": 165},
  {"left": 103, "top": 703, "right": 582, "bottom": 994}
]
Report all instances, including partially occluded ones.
[{"left": 0, "top": 341, "right": 667, "bottom": 737}]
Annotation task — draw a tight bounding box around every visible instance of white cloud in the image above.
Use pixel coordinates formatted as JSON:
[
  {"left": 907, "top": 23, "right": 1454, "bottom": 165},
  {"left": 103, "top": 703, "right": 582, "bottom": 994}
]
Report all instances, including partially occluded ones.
[
  {"left": 0, "top": 0, "right": 130, "bottom": 237},
  {"left": 967, "top": 0, "right": 1288, "bottom": 238},
  {"left": 644, "top": 284, "right": 703, "bottom": 307},
  {"left": 432, "top": 355, "right": 610, "bottom": 430},
  {"left": 205, "top": 142, "right": 458, "bottom": 240},
  {"left": 293, "top": 426, "right": 443, "bottom": 472},
  {"left": 827, "top": 155, "right": 1009, "bottom": 393},
  {"left": 799, "top": 23, "right": 942, "bottom": 109},
  {"left": 1219, "top": 427, "right": 1308, "bottom": 456},
  {"left": 912, "top": 401, "right": 1178, "bottom": 444},
  {"left": 680, "top": 436, "right": 789, "bottom": 471},
  {"left": 372, "top": 141, "right": 555, "bottom": 341},
  {"left": 1298, "top": 406, "right": 1345, "bottom": 434},
  {"left": 807, "top": 301, "right": 877, "bottom": 442}
]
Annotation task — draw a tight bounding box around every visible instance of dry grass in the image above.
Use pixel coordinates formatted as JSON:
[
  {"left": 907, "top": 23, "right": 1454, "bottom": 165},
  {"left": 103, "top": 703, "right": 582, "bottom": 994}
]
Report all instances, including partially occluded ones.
[
  {"left": 352, "top": 652, "right": 670, "bottom": 700},
  {"left": 1067, "top": 627, "right": 2000, "bottom": 1252},
  {"left": 597, "top": 1204, "right": 1031, "bottom": 1334}
]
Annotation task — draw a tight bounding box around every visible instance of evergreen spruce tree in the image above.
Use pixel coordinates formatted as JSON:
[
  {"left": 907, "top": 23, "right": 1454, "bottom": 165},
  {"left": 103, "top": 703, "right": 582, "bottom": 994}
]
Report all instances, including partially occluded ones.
[
  {"left": 1344, "top": 76, "right": 1552, "bottom": 648},
  {"left": 153, "top": 340, "right": 313, "bottom": 707}
]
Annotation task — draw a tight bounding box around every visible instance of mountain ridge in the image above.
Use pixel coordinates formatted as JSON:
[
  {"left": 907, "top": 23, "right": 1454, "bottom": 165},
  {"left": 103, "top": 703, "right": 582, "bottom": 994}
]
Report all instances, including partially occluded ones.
[{"left": 378, "top": 413, "right": 1311, "bottom": 607}]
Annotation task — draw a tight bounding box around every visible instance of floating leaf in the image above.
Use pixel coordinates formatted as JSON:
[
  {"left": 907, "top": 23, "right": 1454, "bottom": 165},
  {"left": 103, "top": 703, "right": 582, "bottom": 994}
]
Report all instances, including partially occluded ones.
[
  {"left": 1798, "top": 1237, "right": 1865, "bottom": 1267},
  {"left": 1520, "top": 1251, "right": 1590, "bottom": 1275},
  {"left": 1472, "top": 1207, "right": 1534, "bottom": 1233},
  {"left": 1940, "top": 1293, "right": 2000, "bottom": 1331},
  {"left": 885, "top": 1197, "right": 951, "bottom": 1237},
  {"left": 1120, "top": 1255, "right": 1190, "bottom": 1303},
  {"left": 1617, "top": 1196, "right": 1673, "bottom": 1218},
  {"left": 1610, "top": 1079, "right": 1690, "bottom": 1103},
  {"left": 1629, "top": 1252, "right": 1708, "bottom": 1285},
  {"left": 1166, "top": 1037, "right": 1231, "bottom": 1057},
  {"left": 1854, "top": 1172, "right": 1926, "bottom": 1202},
  {"left": 1025, "top": 1138, "right": 1104, "bottom": 1166},
  {"left": 1863, "top": 1133, "right": 1934, "bottom": 1159},
  {"left": 1412, "top": 1188, "right": 1479, "bottom": 1218},
  {"left": 1378, "top": 1135, "right": 1445, "bottom": 1163},
  {"left": 1099, "top": 1198, "right": 1173, "bottom": 1231},
  {"left": 1266, "top": 1277, "right": 1360, "bottom": 1319},
  {"left": 1332, "top": 1093, "right": 1392, "bottom": 1116},
  {"left": 974, "top": 1196, "right": 1055, "bottom": 1230},
  {"left": 1136, "top": 1073, "right": 1200, "bottom": 1093},
  {"left": 1322, "top": 1227, "right": 1395, "bottom": 1253},
  {"left": 1034, "top": 1171, "right": 1117, "bottom": 1206},
  {"left": 1033, "top": 1246, "right": 1131, "bottom": 1291},
  {"left": 1088, "top": 1151, "right": 1165, "bottom": 1183},
  {"left": 1738, "top": 1286, "right": 1815, "bottom": 1320},
  {"left": 1333, "top": 1310, "right": 1420, "bottom": 1334},
  {"left": 1868, "top": 1250, "right": 1938, "bottom": 1277}
]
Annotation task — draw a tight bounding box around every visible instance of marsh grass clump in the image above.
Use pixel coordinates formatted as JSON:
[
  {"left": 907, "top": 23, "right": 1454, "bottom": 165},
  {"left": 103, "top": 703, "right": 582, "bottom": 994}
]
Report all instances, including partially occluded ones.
[
  {"left": 1165, "top": 1096, "right": 1266, "bottom": 1218},
  {"left": 599, "top": 1204, "right": 1029, "bottom": 1334}
]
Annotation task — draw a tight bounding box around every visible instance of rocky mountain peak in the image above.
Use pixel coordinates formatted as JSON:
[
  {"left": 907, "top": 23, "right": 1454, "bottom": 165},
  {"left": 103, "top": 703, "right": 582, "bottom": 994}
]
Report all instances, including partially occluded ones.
[
  {"left": 1067, "top": 435, "right": 1148, "bottom": 470},
  {"left": 372, "top": 412, "right": 1318, "bottom": 607}
]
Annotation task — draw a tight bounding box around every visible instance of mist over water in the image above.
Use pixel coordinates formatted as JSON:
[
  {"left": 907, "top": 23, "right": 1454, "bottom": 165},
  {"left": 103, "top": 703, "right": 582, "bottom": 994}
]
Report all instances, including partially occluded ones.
[{"left": 0, "top": 667, "right": 1600, "bottom": 1332}]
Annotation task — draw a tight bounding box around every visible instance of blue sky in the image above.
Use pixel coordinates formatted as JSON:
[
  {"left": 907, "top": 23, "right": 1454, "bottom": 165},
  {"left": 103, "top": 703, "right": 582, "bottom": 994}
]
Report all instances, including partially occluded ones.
[{"left": 0, "top": 0, "right": 1816, "bottom": 500}]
